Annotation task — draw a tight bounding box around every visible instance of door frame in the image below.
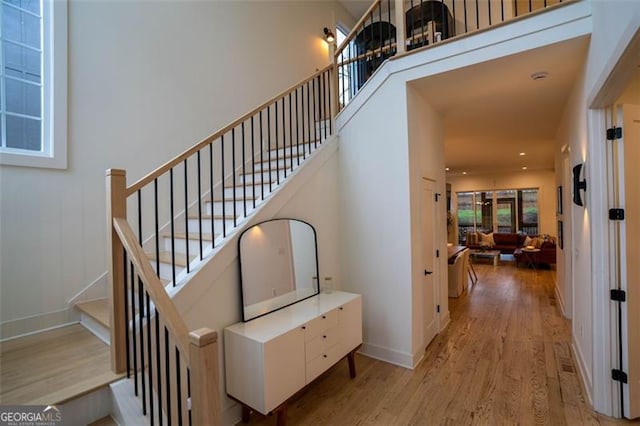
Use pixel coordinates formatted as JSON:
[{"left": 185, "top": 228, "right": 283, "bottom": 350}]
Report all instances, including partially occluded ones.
[{"left": 420, "top": 177, "right": 439, "bottom": 350}]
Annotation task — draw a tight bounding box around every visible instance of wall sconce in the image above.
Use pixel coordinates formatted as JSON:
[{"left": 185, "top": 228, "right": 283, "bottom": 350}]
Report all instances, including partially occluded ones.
[
  {"left": 572, "top": 163, "right": 587, "bottom": 206},
  {"left": 323, "top": 27, "right": 335, "bottom": 43}
]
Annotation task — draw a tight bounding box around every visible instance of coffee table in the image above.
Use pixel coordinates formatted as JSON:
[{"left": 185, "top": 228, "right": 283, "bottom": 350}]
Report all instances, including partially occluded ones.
[{"left": 470, "top": 249, "right": 500, "bottom": 266}]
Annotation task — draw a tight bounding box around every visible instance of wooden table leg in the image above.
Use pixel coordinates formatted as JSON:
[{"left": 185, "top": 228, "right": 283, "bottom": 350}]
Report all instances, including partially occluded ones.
[
  {"left": 276, "top": 404, "right": 287, "bottom": 426},
  {"left": 348, "top": 350, "right": 357, "bottom": 378},
  {"left": 241, "top": 405, "right": 251, "bottom": 423}
]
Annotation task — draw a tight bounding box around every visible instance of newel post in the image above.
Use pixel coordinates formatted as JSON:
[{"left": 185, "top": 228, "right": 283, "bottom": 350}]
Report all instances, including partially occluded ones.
[
  {"left": 106, "top": 168, "right": 127, "bottom": 374},
  {"left": 189, "top": 328, "right": 221, "bottom": 425}
]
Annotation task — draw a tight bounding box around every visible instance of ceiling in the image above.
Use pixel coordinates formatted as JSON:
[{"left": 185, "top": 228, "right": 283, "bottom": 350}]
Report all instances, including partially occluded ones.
[
  {"left": 410, "top": 36, "right": 591, "bottom": 176},
  {"left": 339, "top": 0, "right": 371, "bottom": 23}
]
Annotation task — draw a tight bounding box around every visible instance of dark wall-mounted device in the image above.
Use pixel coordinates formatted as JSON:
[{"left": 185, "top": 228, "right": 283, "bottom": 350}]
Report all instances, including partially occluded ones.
[{"left": 573, "top": 163, "right": 587, "bottom": 206}]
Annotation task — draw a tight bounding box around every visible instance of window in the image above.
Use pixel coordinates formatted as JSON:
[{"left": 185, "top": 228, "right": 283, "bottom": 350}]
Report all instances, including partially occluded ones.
[
  {"left": 336, "top": 26, "right": 350, "bottom": 109},
  {"left": 0, "top": 0, "right": 67, "bottom": 169},
  {"left": 457, "top": 188, "right": 539, "bottom": 243}
]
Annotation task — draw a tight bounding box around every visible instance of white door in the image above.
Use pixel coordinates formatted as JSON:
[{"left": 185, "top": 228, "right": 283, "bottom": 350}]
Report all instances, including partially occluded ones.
[{"left": 421, "top": 178, "right": 438, "bottom": 348}]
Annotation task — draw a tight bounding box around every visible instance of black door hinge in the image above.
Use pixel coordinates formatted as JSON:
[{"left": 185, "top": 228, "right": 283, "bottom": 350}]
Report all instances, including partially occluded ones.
[
  {"left": 612, "top": 369, "right": 628, "bottom": 383},
  {"left": 609, "top": 208, "right": 625, "bottom": 221},
  {"left": 607, "top": 127, "right": 622, "bottom": 140},
  {"left": 610, "top": 289, "right": 626, "bottom": 302},
  {"left": 435, "top": 193, "right": 441, "bottom": 202},
  {"left": 436, "top": 249, "right": 440, "bottom": 258},
  {"left": 437, "top": 304, "right": 440, "bottom": 313}
]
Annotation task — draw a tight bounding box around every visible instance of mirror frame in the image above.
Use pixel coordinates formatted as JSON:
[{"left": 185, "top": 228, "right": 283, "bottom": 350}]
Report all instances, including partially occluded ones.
[{"left": 238, "top": 218, "right": 320, "bottom": 322}]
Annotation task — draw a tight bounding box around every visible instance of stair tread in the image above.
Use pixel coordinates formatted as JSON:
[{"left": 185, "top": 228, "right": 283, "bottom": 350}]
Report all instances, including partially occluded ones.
[
  {"left": 75, "top": 299, "right": 110, "bottom": 328},
  {"left": 146, "top": 251, "right": 196, "bottom": 267},
  {"left": 88, "top": 415, "right": 118, "bottom": 426},
  {"left": 208, "top": 195, "right": 256, "bottom": 202},
  {"left": 188, "top": 213, "right": 236, "bottom": 220}
]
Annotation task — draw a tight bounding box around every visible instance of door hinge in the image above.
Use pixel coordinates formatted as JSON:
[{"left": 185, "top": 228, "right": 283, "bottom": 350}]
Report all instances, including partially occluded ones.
[
  {"left": 612, "top": 369, "right": 628, "bottom": 383},
  {"left": 437, "top": 304, "right": 440, "bottom": 313},
  {"left": 435, "top": 193, "right": 441, "bottom": 202},
  {"left": 609, "top": 208, "right": 625, "bottom": 221},
  {"left": 606, "top": 127, "right": 622, "bottom": 140},
  {"left": 610, "top": 289, "right": 626, "bottom": 302},
  {"left": 436, "top": 249, "right": 440, "bottom": 258}
]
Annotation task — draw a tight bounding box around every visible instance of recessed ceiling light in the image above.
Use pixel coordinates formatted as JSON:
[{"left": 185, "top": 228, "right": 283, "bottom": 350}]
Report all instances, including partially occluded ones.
[
  {"left": 462, "top": 171, "right": 467, "bottom": 175},
  {"left": 522, "top": 166, "right": 528, "bottom": 170},
  {"left": 519, "top": 152, "right": 526, "bottom": 156},
  {"left": 445, "top": 167, "right": 450, "bottom": 171},
  {"left": 531, "top": 71, "right": 548, "bottom": 80}
]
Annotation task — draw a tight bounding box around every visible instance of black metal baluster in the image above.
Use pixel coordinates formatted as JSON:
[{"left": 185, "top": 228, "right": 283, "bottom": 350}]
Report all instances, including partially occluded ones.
[
  {"left": 307, "top": 81, "right": 312, "bottom": 154},
  {"left": 251, "top": 117, "right": 256, "bottom": 209},
  {"left": 316, "top": 76, "right": 321, "bottom": 148},
  {"left": 138, "top": 275, "right": 146, "bottom": 415},
  {"left": 311, "top": 79, "right": 316, "bottom": 149},
  {"left": 183, "top": 159, "right": 190, "bottom": 274},
  {"left": 387, "top": 0, "right": 392, "bottom": 54},
  {"left": 280, "top": 97, "right": 285, "bottom": 179},
  {"left": 241, "top": 122, "right": 246, "bottom": 218},
  {"left": 529, "top": 0, "right": 532, "bottom": 13},
  {"left": 155, "top": 312, "right": 162, "bottom": 426},
  {"left": 501, "top": 0, "right": 504, "bottom": 22},
  {"left": 476, "top": 0, "right": 480, "bottom": 29},
  {"left": 295, "top": 88, "right": 300, "bottom": 166},
  {"left": 197, "top": 152, "right": 203, "bottom": 260},
  {"left": 322, "top": 71, "right": 327, "bottom": 141},
  {"left": 124, "top": 251, "right": 130, "bottom": 378},
  {"left": 231, "top": 128, "right": 237, "bottom": 227},
  {"left": 276, "top": 100, "right": 281, "bottom": 184},
  {"left": 221, "top": 135, "right": 226, "bottom": 238},
  {"left": 379, "top": 4, "right": 383, "bottom": 57},
  {"left": 488, "top": 0, "right": 492, "bottom": 26},
  {"left": 327, "top": 71, "right": 332, "bottom": 135},
  {"left": 176, "top": 348, "right": 183, "bottom": 426},
  {"left": 131, "top": 262, "right": 138, "bottom": 395},
  {"left": 259, "top": 111, "right": 264, "bottom": 200},
  {"left": 187, "top": 368, "right": 192, "bottom": 426},
  {"left": 452, "top": 0, "right": 457, "bottom": 36},
  {"left": 146, "top": 292, "right": 154, "bottom": 425},
  {"left": 515, "top": 0, "right": 518, "bottom": 17},
  {"left": 209, "top": 143, "right": 214, "bottom": 248},
  {"left": 154, "top": 180, "right": 160, "bottom": 277},
  {"left": 440, "top": 0, "right": 445, "bottom": 39},
  {"left": 302, "top": 83, "right": 307, "bottom": 159},
  {"left": 409, "top": 0, "right": 414, "bottom": 49},
  {"left": 267, "top": 107, "right": 272, "bottom": 192},
  {"left": 164, "top": 327, "right": 171, "bottom": 425},
  {"left": 288, "top": 92, "right": 293, "bottom": 172},
  {"left": 422, "top": 0, "right": 426, "bottom": 46},
  {"left": 169, "top": 168, "right": 176, "bottom": 286}
]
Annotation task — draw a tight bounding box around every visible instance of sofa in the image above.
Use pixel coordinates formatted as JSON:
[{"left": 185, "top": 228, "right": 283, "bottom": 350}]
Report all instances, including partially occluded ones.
[
  {"left": 466, "top": 232, "right": 526, "bottom": 254},
  {"left": 514, "top": 237, "right": 557, "bottom": 267}
]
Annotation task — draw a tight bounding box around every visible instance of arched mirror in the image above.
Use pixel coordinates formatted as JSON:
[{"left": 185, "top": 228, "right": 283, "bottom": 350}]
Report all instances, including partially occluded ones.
[{"left": 238, "top": 219, "right": 320, "bottom": 322}]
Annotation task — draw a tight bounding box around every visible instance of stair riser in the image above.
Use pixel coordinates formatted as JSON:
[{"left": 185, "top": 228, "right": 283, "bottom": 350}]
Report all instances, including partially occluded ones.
[
  {"left": 162, "top": 237, "right": 213, "bottom": 255},
  {"left": 223, "top": 183, "right": 272, "bottom": 198},
  {"left": 239, "top": 170, "right": 287, "bottom": 184},
  {"left": 205, "top": 200, "right": 255, "bottom": 216},
  {"left": 151, "top": 261, "right": 186, "bottom": 281},
  {"left": 267, "top": 144, "right": 315, "bottom": 158},
  {"left": 187, "top": 218, "right": 236, "bottom": 234},
  {"left": 253, "top": 158, "right": 301, "bottom": 172}
]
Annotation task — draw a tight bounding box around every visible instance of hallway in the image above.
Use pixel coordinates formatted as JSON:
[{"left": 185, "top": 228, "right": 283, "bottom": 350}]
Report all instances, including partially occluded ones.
[{"left": 242, "top": 262, "right": 630, "bottom": 425}]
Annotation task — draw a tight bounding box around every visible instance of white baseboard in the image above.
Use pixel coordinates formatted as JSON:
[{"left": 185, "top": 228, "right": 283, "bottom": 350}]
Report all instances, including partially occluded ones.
[
  {"left": 555, "top": 285, "right": 569, "bottom": 319},
  {"left": 59, "top": 386, "right": 112, "bottom": 426},
  {"left": 572, "top": 338, "right": 593, "bottom": 406},
  {"left": 0, "top": 308, "right": 79, "bottom": 341},
  {"left": 440, "top": 310, "right": 451, "bottom": 331},
  {"left": 358, "top": 342, "right": 414, "bottom": 369},
  {"left": 68, "top": 272, "right": 109, "bottom": 305}
]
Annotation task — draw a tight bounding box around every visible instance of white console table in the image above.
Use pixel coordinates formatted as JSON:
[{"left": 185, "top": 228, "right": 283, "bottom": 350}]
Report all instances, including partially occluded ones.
[{"left": 224, "top": 291, "right": 362, "bottom": 424}]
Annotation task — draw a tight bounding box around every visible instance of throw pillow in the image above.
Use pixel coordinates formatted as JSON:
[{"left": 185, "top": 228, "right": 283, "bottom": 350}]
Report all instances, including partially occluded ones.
[
  {"left": 532, "top": 237, "right": 543, "bottom": 249},
  {"left": 523, "top": 236, "right": 533, "bottom": 247},
  {"left": 480, "top": 232, "right": 495, "bottom": 247},
  {"left": 467, "top": 232, "right": 477, "bottom": 245}
]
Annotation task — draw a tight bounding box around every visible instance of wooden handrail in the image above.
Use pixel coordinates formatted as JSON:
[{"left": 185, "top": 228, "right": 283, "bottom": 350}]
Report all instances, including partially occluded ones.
[
  {"left": 334, "top": 0, "right": 382, "bottom": 57},
  {"left": 112, "top": 217, "right": 191, "bottom": 356},
  {"left": 126, "top": 64, "right": 334, "bottom": 196}
]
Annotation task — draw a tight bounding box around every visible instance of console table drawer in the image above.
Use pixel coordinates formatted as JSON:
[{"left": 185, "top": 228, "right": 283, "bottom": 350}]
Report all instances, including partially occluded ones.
[
  {"left": 306, "top": 343, "right": 342, "bottom": 383},
  {"left": 305, "top": 325, "right": 339, "bottom": 363},
  {"left": 303, "top": 309, "right": 338, "bottom": 341}
]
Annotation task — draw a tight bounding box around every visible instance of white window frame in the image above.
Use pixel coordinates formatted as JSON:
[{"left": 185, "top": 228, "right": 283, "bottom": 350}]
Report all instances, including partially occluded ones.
[{"left": 0, "top": 0, "right": 67, "bottom": 169}]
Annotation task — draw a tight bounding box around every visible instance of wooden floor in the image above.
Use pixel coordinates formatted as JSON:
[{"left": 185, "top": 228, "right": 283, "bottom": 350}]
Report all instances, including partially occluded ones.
[
  {"left": 0, "top": 323, "right": 123, "bottom": 405},
  {"left": 241, "top": 262, "right": 636, "bottom": 425}
]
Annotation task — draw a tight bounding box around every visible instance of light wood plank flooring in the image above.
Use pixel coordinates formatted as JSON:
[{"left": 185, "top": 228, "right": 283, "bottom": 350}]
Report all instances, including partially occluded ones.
[
  {"left": 241, "top": 262, "right": 636, "bottom": 425},
  {"left": 0, "top": 324, "right": 123, "bottom": 405}
]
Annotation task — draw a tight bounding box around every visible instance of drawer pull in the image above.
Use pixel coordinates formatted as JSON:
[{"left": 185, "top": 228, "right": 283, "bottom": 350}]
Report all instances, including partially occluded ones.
[
  {"left": 339, "top": 307, "right": 344, "bottom": 310},
  {"left": 301, "top": 326, "right": 306, "bottom": 330},
  {"left": 323, "top": 335, "right": 327, "bottom": 339},
  {"left": 323, "top": 354, "right": 327, "bottom": 358},
  {"left": 322, "top": 315, "right": 326, "bottom": 319}
]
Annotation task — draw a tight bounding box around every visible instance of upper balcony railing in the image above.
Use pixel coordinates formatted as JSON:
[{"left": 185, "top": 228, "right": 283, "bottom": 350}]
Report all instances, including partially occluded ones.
[{"left": 335, "top": 0, "right": 569, "bottom": 111}]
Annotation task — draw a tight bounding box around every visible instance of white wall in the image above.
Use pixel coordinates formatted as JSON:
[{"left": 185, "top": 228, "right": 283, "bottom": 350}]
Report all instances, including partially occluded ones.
[
  {"left": 337, "top": 76, "right": 416, "bottom": 368},
  {"left": 0, "top": 0, "right": 354, "bottom": 338},
  {"left": 406, "top": 85, "right": 448, "bottom": 363},
  {"left": 447, "top": 169, "right": 557, "bottom": 238}
]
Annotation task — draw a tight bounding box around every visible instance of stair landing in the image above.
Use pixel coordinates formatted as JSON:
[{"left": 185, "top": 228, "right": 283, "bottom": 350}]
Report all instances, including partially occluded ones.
[{"left": 0, "top": 324, "right": 123, "bottom": 405}]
